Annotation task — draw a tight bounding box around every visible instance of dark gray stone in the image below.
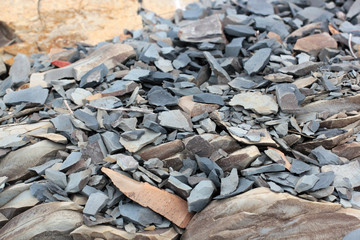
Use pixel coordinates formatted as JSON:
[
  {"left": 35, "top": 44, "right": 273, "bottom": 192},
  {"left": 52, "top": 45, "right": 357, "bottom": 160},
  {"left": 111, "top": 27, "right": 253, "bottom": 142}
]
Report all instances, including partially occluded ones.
[
  {"left": 224, "top": 25, "right": 256, "bottom": 37},
  {"left": 296, "top": 7, "right": 334, "bottom": 23},
  {"left": 59, "top": 152, "right": 82, "bottom": 171},
  {"left": 80, "top": 63, "right": 108, "bottom": 88},
  {"left": 74, "top": 109, "right": 99, "bottom": 131},
  {"left": 173, "top": 53, "right": 191, "bottom": 69},
  {"left": 83, "top": 191, "right": 109, "bottom": 216},
  {"left": 254, "top": 16, "right": 289, "bottom": 39},
  {"left": 279, "top": 62, "right": 322, "bottom": 77},
  {"left": 65, "top": 169, "right": 92, "bottom": 193},
  {"left": 295, "top": 174, "right": 319, "bottom": 193},
  {"left": 51, "top": 114, "right": 74, "bottom": 136},
  {"left": 82, "top": 133, "right": 108, "bottom": 164},
  {"left": 193, "top": 93, "right": 224, "bottom": 105},
  {"left": 187, "top": 180, "right": 216, "bottom": 212},
  {"left": 311, "top": 146, "right": 341, "bottom": 166},
  {"left": 143, "top": 120, "right": 167, "bottom": 134},
  {"left": 244, "top": 48, "right": 272, "bottom": 75},
  {"left": 214, "top": 177, "right": 254, "bottom": 200},
  {"left": 220, "top": 168, "right": 239, "bottom": 196},
  {"left": 203, "top": 51, "right": 231, "bottom": 84},
  {"left": 119, "top": 202, "right": 163, "bottom": 226},
  {"left": 121, "top": 129, "right": 145, "bottom": 141},
  {"left": 290, "top": 159, "right": 312, "bottom": 174},
  {"left": 247, "top": 0, "right": 274, "bottom": 16},
  {"left": 147, "top": 86, "right": 178, "bottom": 107},
  {"left": 139, "top": 44, "right": 160, "bottom": 63},
  {"left": 311, "top": 171, "right": 335, "bottom": 191},
  {"left": 101, "top": 131, "right": 123, "bottom": 154},
  {"left": 165, "top": 176, "right": 192, "bottom": 199},
  {"left": 29, "top": 159, "right": 62, "bottom": 175},
  {"left": 195, "top": 155, "right": 223, "bottom": 177},
  {"left": 122, "top": 69, "right": 151, "bottom": 81},
  {"left": 241, "top": 164, "right": 286, "bottom": 176},
  {"left": 3, "top": 85, "right": 48, "bottom": 106},
  {"left": 228, "top": 77, "right": 257, "bottom": 89}
]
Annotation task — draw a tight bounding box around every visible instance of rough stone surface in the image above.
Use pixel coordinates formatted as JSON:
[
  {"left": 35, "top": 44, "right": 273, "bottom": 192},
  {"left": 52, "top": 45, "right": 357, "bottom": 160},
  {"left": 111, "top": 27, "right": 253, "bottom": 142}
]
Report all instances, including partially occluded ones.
[
  {"left": 3, "top": 85, "right": 48, "bottom": 106},
  {"left": 187, "top": 180, "right": 216, "bottom": 213},
  {"left": 244, "top": 48, "right": 272, "bottom": 75},
  {"left": 158, "top": 110, "right": 193, "bottom": 132},
  {"left": 229, "top": 92, "right": 278, "bottom": 115}
]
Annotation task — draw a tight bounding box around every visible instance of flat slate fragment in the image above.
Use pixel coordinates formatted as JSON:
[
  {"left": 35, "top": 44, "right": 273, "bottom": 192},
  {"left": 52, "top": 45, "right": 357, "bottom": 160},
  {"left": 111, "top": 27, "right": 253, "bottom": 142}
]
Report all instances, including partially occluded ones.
[
  {"left": 187, "top": 180, "right": 216, "bottom": 213},
  {"left": 229, "top": 92, "right": 278, "bottom": 115},
  {"left": 193, "top": 93, "right": 224, "bottom": 106},
  {"left": 244, "top": 48, "right": 272, "bottom": 76},
  {"left": 3, "top": 85, "right": 48, "bottom": 106},
  {"left": 203, "top": 51, "right": 231, "bottom": 84},
  {"left": 311, "top": 146, "right": 341, "bottom": 166}
]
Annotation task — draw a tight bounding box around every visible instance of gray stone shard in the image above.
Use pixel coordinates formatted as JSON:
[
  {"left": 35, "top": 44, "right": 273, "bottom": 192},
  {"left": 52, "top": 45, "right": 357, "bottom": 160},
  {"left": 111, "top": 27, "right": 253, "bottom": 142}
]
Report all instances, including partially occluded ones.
[
  {"left": 220, "top": 168, "right": 239, "bottom": 196},
  {"left": 203, "top": 51, "right": 231, "bottom": 84},
  {"left": 59, "top": 152, "right": 82, "bottom": 171},
  {"left": 322, "top": 161, "right": 360, "bottom": 188},
  {"left": 187, "top": 180, "right": 216, "bottom": 212},
  {"left": 279, "top": 61, "right": 322, "bottom": 77},
  {"left": 65, "top": 169, "right": 92, "bottom": 193},
  {"left": 290, "top": 159, "right": 312, "bottom": 175},
  {"left": 101, "top": 131, "right": 123, "bottom": 154},
  {"left": 343, "top": 227, "right": 360, "bottom": 240},
  {"left": 173, "top": 53, "right": 191, "bottom": 69},
  {"left": 214, "top": 177, "right": 254, "bottom": 200},
  {"left": 244, "top": 48, "right": 272, "bottom": 76},
  {"left": 74, "top": 109, "right": 99, "bottom": 131},
  {"left": 165, "top": 176, "right": 192, "bottom": 199},
  {"left": 28, "top": 159, "right": 62, "bottom": 175},
  {"left": 224, "top": 25, "right": 256, "bottom": 37},
  {"left": 121, "top": 129, "right": 145, "bottom": 141},
  {"left": 45, "top": 168, "right": 67, "bottom": 189},
  {"left": 276, "top": 83, "right": 305, "bottom": 112},
  {"left": 295, "top": 174, "right": 320, "bottom": 193},
  {"left": 9, "top": 53, "right": 30, "bottom": 86},
  {"left": 122, "top": 69, "right": 151, "bottom": 81},
  {"left": 139, "top": 44, "right": 160, "bottom": 63},
  {"left": 83, "top": 191, "right": 109, "bottom": 216},
  {"left": 158, "top": 110, "right": 193, "bottom": 132},
  {"left": 193, "top": 93, "right": 224, "bottom": 105},
  {"left": 247, "top": 0, "right": 274, "bottom": 16},
  {"left": 3, "top": 85, "right": 48, "bottom": 106},
  {"left": 311, "top": 171, "right": 335, "bottom": 191},
  {"left": 225, "top": 37, "right": 245, "bottom": 57},
  {"left": 268, "top": 181, "right": 284, "bottom": 193},
  {"left": 241, "top": 164, "right": 286, "bottom": 176},
  {"left": 311, "top": 146, "right": 341, "bottom": 166},
  {"left": 147, "top": 86, "right": 178, "bottom": 107},
  {"left": 119, "top": 202, "right": 163, "bottom": 226},
  {"left": 195, "top": 155, "right": 223, "bottom": 177},
  {"left": 79, "top": 63, "right": 108, "bottom": 88},
  {"left": 115, "top": 154, "right": 139, "bottom": 172}
]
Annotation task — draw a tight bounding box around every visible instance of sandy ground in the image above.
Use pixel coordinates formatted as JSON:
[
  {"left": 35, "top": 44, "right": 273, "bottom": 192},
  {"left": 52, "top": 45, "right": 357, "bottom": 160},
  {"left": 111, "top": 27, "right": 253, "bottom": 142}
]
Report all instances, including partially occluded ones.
[{"left": 0, "top": 0, "right": 197, "bottom": 57}]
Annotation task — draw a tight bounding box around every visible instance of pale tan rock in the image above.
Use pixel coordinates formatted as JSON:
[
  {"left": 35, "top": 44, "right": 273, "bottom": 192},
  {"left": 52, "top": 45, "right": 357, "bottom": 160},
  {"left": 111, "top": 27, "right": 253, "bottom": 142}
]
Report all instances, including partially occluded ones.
[
  {"left": 178, "top": 95, "right": 220, "bottom": 117},
  {"left": 0, "top": 121, "right": 53, "bottom": 139},
  {"left": 208, "top": 135, "right": 241, "bottom": 153},
  {"left": 182, "top": 188, "right": 360, "bottom": 240},
  {"left": 294, "top": 33, "right": 337, "bottom": 55},
  {"left": 0, "top": 190, "right": 39, "bottom": 220},
  {"left": 137, "top": 139, "right": 185, "bottom": 160},
  {"left": 332, "top": 142, "right": 360, "bottom": 160},
  {"left": 29, "top": 132, "right": 68, "bottom": 144},
  {"left": 293, "top": 76, "right": 318, "bottom": 89},
  {"left": 120, "top": 129, "right": 161, "bottom": 153},
  {"left": 0, "top": 202, "right": 83, "bottom": 240},
  {"left": 229, "top": 92, "right": 278, "bottom": 115},
  {"left": 0, "top": 183, "right": 30, "bottom": 208},
  {"left": 320, "top": 114, "right": 360, "bottom": 129},
  {"left": 71, "top": 225, "right": 178, "bottom": 240},
  {"left": 102, "top": 167, "right": 193, "bottom": 228},
  {"left": 287, "top": 22, "right": 323, "bottom": 40},
  {"left": 216, "top": 146, "right": 261, "bottom": 172},
  {"left": 0, "top": 140, "right": 65, "bottom": 181}
]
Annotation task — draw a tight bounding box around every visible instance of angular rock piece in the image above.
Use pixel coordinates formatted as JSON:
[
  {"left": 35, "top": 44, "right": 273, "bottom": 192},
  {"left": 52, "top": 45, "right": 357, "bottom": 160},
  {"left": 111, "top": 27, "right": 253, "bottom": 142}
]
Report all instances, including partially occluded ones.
[
  {"left": 178, "top": 15, "right": 226, "bottom": 44},
  {"left": 247, "top": 0, "right": 274, "bottom": 15},
  {"left": 65, "top": 169, "right": 92, "bottom": 193},
  {"left": 148, "top": 87, "right": 178, "bottom": 107},
  {"left": 178, "top": 95, "right": 219, "bottom": 117},
  {"left": 220, "top": 168, "right": 239, "bottom": 196},
  {"left": 224, "top": 25, "right": 256, "bottom": 37},
  {"left": 83, "top": 192, "right": 109, "bottom": 216},
  {"left": 229, "top": 128, "right": 278, "bottom": 147},
  {"left": 0, "top": 140, "right": 64, "bottom": 182},
  {"left": 3, "top": 85, "right": 48, "bottom": 106},
  {"left": 186, "top": 136, "right": 214, "bottom": 158},
  {"left": 290, "top": 159, "right": 312, "bottom": 175},
  {"left": 216, "top": 146, "right": 261, "bottom": 172},
  {"left": 244, "top": 48, "right": 272, "bottom": 75},
  {"left": 44, "top": 44, "right": 135, "bottom": 81},
  {"left": 187, "top": 180, "right": 216, "bottom": 213},
  {"left": 182, "top": 188, "right": 360, "bottom": 240},
  {"left": 114, "top": 154, "right": 139, "bottom": 172},
  {"left": 102, "top": 168, "right": 193, "bottom": 228},
  {"left": 165, "top": 176, "right": 192, "bottom": 199},
  {"left": 322, "top": 161, "right": 360, "bottom": 188},
  {"left": 229, "top": 92, "right": 278, "bottom": 115},
  {"left": 59, "top": 152, "right": 82, "bottom": 171},
  {"left": 45, "top": 169, "right": 67, "bottom": 189},
  {"left": 241, "top": 164, "right": 286, "bottom": 176},
  {"left": 193, "top": 93, "right": 224, "bottom": 106},
  {"left": 70, "top": 225, "right": 178, "bottom": 240},
  {"left": 203, "top": 51, "right": 231, "bottom": 84},
  {"left": 120, "top": 202, "right": 162, "bottom": 227},
  {"left": 101, "top": 131, "right": 122, "bottom": 154},
  {"left": 294, "top": 33, "right": 337, "bottom": 56},
  {"left": 120, "top": 129, "right": 161, "bottom": 153},
  {"left": 332, "top": 142, "right": 360, "bottom": 160},
  {"left": 295, "top": 174, "right": 320, "bottom": 193},
  {"left": 264, "top": 73, "right": 293, "bottom": 83},
  {"left": 311, "top": 146, "right": 341, "bottom": 166},
  {"left": 80, "top": 63, "right": 108, "bottom": 88},
  {"left": 276, "top": 83, "right": 304, "bottom": 112},
  {"left": 279, "top": 62, "right": 322, "bottom": 77},
  {"left": 137, "top": 139, "right": 184, "bottom": 160},
  {"left": 121, "top": 129, "right": 145, "bottom": 141},
  {"left": 158, "top": 110, "right": 193, "bottom": 132},
  {"left": 74, "top": 109, "right": 99, "bottom": 131}
]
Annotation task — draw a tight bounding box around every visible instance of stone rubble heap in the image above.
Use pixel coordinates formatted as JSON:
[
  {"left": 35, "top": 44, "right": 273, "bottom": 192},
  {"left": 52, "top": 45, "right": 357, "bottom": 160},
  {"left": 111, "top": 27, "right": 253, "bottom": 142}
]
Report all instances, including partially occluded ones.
[{"left": 1, "top": 0, "right": 360, "bottom": 239}]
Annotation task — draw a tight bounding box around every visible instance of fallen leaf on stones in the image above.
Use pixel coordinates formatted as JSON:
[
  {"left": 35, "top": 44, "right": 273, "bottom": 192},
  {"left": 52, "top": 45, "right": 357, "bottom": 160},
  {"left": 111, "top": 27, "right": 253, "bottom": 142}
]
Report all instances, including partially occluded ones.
[{"left": 101, "top": 167, "right": 193, "bottom": 228}]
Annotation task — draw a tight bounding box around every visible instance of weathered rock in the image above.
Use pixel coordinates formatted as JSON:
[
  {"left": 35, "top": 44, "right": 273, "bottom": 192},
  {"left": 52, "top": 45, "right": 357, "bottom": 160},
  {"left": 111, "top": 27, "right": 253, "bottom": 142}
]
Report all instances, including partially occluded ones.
[
  {"left": 83, "top": 192, "right": 109, "bottom": 216},
  {"left": 264, "top": 73, "right": 293, "bottom": 83},
  {"left": 224, "top": 25, "right": 256, "bottom": 37},
  {"left": 186, "top": 136, "right": 215, "bottom": 158},
  {"left": 279, "top": 61, "right": 322, "bottom": 77},
  {"left": 120, "top": 129, "right": 161, "bottom": 153},
  {"left": 294, "top": 33, "right": 337, "bottom": 55},
  {"left": 70, "top": 225, "right": 178, "bottom": 240},
  {"left": 79, "top": 63, "right": 108, "bottom": 88},
  {"left": 102, "top": 168, "right": 193, "bottom": 228},
  {"left": 3, "top": 85, "right": 48, "bottom": 106},
  {"left": 45, "top": 169, "right": 67, "bottom": 189},
  {"left": 216, "top": 146, "right": 261, "bottom": 172},
  {"left": 203, "top": 51, "right": 231, "bottom": 84},
  {"left": 295, "top": 174, "right": 319, "bottom": 193},
  {"left": 178, "top": 15, "right": 226, "bottom": 44},
  {"left": 101, "top": 131, "right": 123, "bottom": 154},
  {"left": 158, "top": 110, "right": 193, "bottom": 132},
  {"left": 322, "top": 161, "right": 360, "bottom": 188},
  {"left": 276, "top": 83, "right": 304, "bottom": 112},
  {"left": 332, "top": 142, "right": 360, "bottom": 160},
  {"left": 65, "top": 169, "right": 92, "bottom": 193},
  {"left": 241, "top": 164, "right": 286, "bottom": 176},
  {"left": 290, "top": 159, "right": 312, "bottom": 175},
  {"left": 148, "top": 87, "right": 178, "bottom": 107},
  {"left": 178, "top": 95, "right": 219, "bottom": 117},
  {"left": 0, "top": 202, "right": 83, "bottom": 240},
  {"left": 137, "top": 139, "right": 184, "bottom": 160},
  {"left": 165, "top": 176, "right": 192, "bottom": 199},
  {"left": 244, "top": 48, "right": 272, "bottom": 75},
  {"left": 0, "top": 140, "right": 64, "bottom": 181},
  {"left": 229, "top": 92, "right": 278, "bottom": 115},
  {"left": 311, "top": 146, "right": 341, "bottom": 166},
  {"left": 187, "top": 180, "right": 216, "bottom": 213},
  {"left": 182, "top": 188, "right": 360, "bottom": 240},
  {"left": 193, "top": 93, "right": 224, "bottom": 106},
  {"left": 121, "top": 129, "right": 145, "bottom": 141},
  {"left": 220, "top": 168, "right": 239, "bottom": 196}
]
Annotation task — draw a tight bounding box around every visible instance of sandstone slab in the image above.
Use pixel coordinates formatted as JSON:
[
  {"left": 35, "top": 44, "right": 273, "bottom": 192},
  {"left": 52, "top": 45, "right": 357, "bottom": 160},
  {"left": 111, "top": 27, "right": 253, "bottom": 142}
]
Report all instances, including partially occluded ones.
[{"left": 229, "top": 92, "right": 278, "bottom": 115}]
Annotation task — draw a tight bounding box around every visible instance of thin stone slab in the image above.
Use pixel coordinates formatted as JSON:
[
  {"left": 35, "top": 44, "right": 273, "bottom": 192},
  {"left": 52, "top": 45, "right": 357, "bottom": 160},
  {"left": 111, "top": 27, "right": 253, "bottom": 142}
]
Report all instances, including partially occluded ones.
[
  {"left": 59, "top": 152, "right": 82, "bottom": 171},
  {"left": 9, "top": 53, "right": 30, "bottom": 86},
  {"left": 311, "top": 146, "right": 341, "bottom": 166},
  {"left": 165, "top": 176, "right": 192, "bottom": 199},
  {"left": 74, "top": 109, "right": 99, "bottom": 131},
  {"left": 322, "top": 161, "right": 360, "bottom": 188},
  {"left": 65, "top": 169, "right": 92, "bottom": 193},
  {"left": 311, "top": 172, "right": 335, "bottom": 191},
  {"left": 3, "top": 85, "right": 48, "bottom": 106},
  {"left": 241, "top": 164, "right": 286, "bottom": 176},
  {"left": 187, "top": 180, "right": 216, "bottom": 213},
  {"left": 193, "top": 93, "right": 224, "bottom": 106},
  {"left": 79, "top": 63, "right": 108, "bottom": 88},
  {"left": 203, "top": 52, "right": 231, "bottom": 84},
  {"left": 119, "top": 202, "right": 163, "bottom": 227},
  {"left": 295, "top": 174, "right": 320, "bottom": 193},
  {"left": 120, "top": 129, "right": 161, "bottom": 153},
  {"left": 244, "top": 48, "right": 272, "bottom": 75},
  {"left": 147, "top": 87, "right": 178, "bottom": 107},
  {"left": 220, "top": 168, "right": 239, "bottom": 196},
  {"left": 294, "top": 33, "right": 337, "bottom": 56},
  {"left": 224, "top": 25, "right": 256, "bottom": 37},
  {"left": 247, "top": 0, "right": 274, "bottom": 16},
  {"left": 279, "top": 62, "right": 322, "bottom": 77},
  {"left": 83, "top": 192, "right": 109, "bottom": 216},
  {"left": 229, "top": 92, "right": 278, "bottom": 115},
  {"left": 101, "top": 131, "right": 123, "bottom": 154},
  {"left": 290, "top": 159, "right": 312, "bottom": 174},
  {"left": 276, "top": 83, "right": 304, "bottom": 112},
  {"left": 45, "top": 169, "right": 67, "bottom": 189},
  {"left": 158, "top": 110, "right": 193, "bottom": 132},
  {"left": 214, "top": 177, "right": 254, "bottom": 200}
]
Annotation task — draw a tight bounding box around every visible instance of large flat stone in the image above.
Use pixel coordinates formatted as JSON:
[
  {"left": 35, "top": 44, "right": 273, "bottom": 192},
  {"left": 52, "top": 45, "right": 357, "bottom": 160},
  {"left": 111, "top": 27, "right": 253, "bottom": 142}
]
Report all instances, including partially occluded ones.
[
  {"left": 158, "top": 110, "right": 193, "bottom": 132},
  {"left": 229, "top": 92, "right": 278, "bottom": 115},
  {"left": 120, "top": 129, "right": 161, "bottom": 153},
  {"left": 3, "top": 85, "right": 48, "bottom": 106},
  {"left": 182, "top": 188, "right": 360, "bottom": 240}
]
